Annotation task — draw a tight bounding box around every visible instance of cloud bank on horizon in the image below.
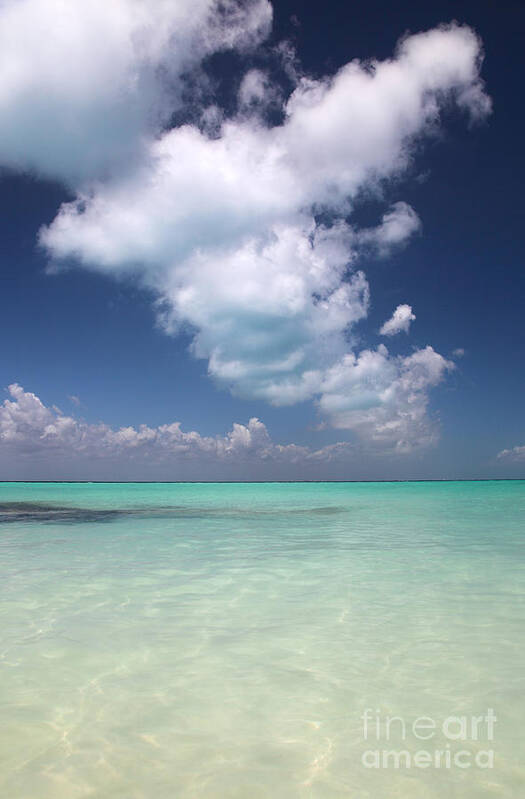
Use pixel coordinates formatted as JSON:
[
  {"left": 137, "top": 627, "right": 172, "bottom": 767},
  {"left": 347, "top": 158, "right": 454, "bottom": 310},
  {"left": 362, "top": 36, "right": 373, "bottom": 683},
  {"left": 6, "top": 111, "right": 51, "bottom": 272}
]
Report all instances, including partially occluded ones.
[
  {"left": 0, "top": 0, "right": 492, "bottom": 457},
  {"left": 0, "top": 383, "right": 351, "bottom": 467}
]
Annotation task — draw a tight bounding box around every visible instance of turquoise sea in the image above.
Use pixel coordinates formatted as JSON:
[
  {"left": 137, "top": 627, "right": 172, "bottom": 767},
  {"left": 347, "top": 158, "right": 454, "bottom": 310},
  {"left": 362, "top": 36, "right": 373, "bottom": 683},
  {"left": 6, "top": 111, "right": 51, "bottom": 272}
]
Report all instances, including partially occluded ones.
[{"left": 1, "top": 481, "right": 524, "bottom": 798}]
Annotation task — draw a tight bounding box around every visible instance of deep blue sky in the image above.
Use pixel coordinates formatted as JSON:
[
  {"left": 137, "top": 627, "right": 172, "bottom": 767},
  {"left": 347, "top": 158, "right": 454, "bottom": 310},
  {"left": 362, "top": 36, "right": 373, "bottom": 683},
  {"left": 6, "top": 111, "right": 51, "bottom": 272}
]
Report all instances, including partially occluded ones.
[{"left": 0, "top": 0, "right": 523, "bottom": 478}]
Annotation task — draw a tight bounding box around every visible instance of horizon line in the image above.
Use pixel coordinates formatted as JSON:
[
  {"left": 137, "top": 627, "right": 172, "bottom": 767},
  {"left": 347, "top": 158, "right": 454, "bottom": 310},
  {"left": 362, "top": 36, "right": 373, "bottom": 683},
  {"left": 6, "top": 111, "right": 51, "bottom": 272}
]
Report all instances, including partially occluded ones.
[{"left": 1, "top": 478, "right": 524, "bottom": 485}]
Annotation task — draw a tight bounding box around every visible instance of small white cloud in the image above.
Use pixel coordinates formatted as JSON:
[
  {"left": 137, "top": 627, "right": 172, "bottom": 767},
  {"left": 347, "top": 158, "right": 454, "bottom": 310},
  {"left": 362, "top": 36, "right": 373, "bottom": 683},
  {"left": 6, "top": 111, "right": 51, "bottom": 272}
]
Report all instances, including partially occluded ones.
[
  {"left": 357, "top": 203, "right": 421, "bottom": 257},
  {"left": 452, "top": 347, "right": 465, "bottom": 358},
  {"left": 238, "top": 68, "right": 278, "bottom": 110},
  {"left": 497, "top": 445, "right": 525, "bottom": 462},
  {"left": 318, "top": 345, "right": 453, "bottom": 452},
  {"left": 380, "top": 304, "right": 416, "bottom": 336}
]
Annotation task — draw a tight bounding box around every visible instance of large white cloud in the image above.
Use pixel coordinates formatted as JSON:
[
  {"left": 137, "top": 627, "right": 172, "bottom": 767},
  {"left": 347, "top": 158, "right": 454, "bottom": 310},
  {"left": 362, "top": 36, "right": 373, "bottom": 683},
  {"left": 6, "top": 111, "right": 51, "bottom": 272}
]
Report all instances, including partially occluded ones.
[
  {"left": 0, "top": 6, "right": 491, "bottom": 453},
  {"left": 0, "top": 0, "right": 272, "bottom": 183}
]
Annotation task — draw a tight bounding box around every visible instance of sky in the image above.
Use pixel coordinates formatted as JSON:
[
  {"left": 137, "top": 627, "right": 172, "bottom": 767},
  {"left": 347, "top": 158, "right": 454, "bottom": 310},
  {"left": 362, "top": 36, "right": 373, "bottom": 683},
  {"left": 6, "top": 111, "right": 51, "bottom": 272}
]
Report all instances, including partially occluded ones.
[{"left": 0, "top": 0, "right": 524, "bottom": 481}]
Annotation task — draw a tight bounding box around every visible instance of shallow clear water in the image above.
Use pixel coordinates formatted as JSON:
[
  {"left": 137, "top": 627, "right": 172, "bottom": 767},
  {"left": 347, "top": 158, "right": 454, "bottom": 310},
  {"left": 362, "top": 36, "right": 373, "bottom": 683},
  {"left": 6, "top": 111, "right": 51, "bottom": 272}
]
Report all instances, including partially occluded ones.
[{"left": 1, "top": 481, "right": 524, "bottom": 798}]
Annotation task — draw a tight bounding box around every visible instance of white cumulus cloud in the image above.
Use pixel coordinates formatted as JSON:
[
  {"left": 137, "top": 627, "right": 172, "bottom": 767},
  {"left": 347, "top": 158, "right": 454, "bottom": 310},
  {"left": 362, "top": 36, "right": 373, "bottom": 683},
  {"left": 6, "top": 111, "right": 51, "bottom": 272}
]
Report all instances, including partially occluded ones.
[
  {"left": 380, "top": 304, "right": 416, "bottom": 336},
  {"left": 0, "top": 5, "right": 491, "bottom": 453},
  {"left": 357, "top": 204, "right": 421, "bottom": 258},
  {"left": 0, "top": 383, "right": 348, "bottom": 466},
  {"left": 318, "top": 345, "right": 453, "bottom": 452},
  {"left": 0, "top": 0, "right": 272, "bottom": 184}
]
